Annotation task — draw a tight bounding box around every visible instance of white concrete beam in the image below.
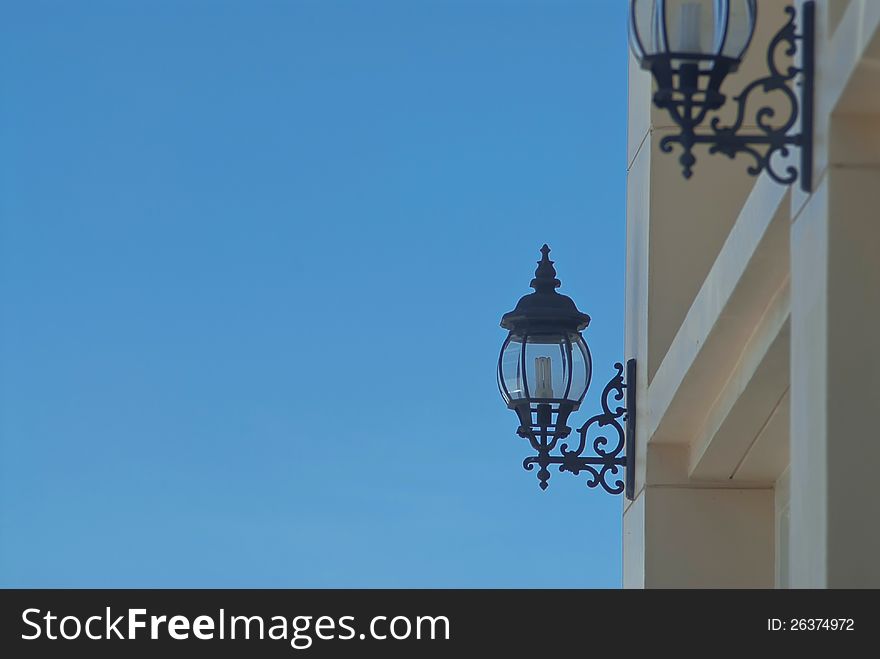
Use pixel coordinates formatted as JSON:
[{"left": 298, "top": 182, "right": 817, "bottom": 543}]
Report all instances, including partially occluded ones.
[
  {"left": 648, "top": 175, "right": 789, "bottom": 445},
  {"left": 688, "top": 288, "right": 791, "bottom": 483}
]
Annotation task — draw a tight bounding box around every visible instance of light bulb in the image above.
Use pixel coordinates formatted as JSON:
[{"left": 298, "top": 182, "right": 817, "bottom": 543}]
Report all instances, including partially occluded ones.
[{"left": 534, "top": 356, "right": 554, "bottom": 398}]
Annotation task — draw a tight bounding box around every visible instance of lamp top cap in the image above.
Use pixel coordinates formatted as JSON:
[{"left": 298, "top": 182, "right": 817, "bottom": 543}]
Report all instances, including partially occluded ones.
[{"left": 500, "top": 244, "right": 590, "bottom": 333}]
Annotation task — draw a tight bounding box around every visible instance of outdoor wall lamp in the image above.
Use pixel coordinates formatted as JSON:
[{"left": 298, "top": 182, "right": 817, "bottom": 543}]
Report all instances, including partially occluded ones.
[
  {"left": 497, "top": 245, "right": 635, "bottom": 499},
  {"left": 628, "top": 1, "right": 814, "bottom": 191}
]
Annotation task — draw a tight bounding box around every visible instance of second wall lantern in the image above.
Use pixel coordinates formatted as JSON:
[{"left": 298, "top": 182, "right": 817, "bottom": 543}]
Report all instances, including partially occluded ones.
[
  {"left": 628, "top": 0, "right": 815, "bottom": 191},
  {"left": 498, "top": 245, "right": 636, "bottom": 499}
]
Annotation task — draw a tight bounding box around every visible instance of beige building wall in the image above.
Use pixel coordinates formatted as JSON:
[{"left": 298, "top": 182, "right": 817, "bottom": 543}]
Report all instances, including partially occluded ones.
[{"left": 623, "top": 0, "right": 880, "bottom": 588}]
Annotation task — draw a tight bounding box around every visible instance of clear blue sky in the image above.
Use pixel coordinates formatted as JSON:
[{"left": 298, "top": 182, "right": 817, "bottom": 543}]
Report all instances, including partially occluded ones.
[{"left": 0, "top": 0, "right": 627, "bottom": 587}]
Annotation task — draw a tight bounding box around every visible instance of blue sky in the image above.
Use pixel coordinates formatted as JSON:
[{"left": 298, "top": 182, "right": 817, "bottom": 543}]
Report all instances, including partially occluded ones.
[{"left": 0, "top": 0, "right": 627, "bottom": 587}]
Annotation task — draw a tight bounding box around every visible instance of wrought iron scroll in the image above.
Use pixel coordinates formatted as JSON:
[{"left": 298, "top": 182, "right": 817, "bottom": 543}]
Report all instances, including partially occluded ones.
[
  {"left": 657, "top": 3, "right": 814, "bottom": 191},
  {"left": 522, "top": 361, "right": 632, "bottom": 496}
]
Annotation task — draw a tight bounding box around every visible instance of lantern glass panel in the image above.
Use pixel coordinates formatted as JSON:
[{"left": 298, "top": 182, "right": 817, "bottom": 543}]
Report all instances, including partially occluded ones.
[
  {"left": 524, "top": 334, "right": 571, "bottom": 401},
  {"left": 631, "top": 0, "right": 756, "bottom": 62},
  {"left": 568, "top": 332, "right": 592, "bottom": 404},
  {"left": 499, "top": 334, "right": 526, "bottom": 403},
  {"left": 498, "top": 332, "right": 592, "bottom": 406},
  {"left": 631, "top": 0, "right": 659, "bottom": 57},
  {"left": 721, "top": 0, "right": 757, "bottom": 59},
  {"left": 664, "top": 0, "right": 717, "bottom": 55}
]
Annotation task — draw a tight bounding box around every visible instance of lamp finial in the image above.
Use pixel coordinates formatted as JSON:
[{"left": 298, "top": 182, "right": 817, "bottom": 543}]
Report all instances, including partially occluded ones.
[{"left": 531, "top": 244, "right": 560, "bottom": 292}]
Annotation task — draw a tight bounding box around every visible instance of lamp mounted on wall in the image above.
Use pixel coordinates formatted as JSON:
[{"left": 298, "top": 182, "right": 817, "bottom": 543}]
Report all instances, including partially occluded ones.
[
  {"left": 497, "top": 245, "right": 636, "bottom": 499},
  {"left": 628, "top": 1, "right": 815, "bottom": 191}
]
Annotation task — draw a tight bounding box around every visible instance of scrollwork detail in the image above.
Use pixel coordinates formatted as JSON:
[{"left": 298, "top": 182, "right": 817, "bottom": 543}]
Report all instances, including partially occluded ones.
[
  {"left": 519, "top": 363, "right": 629, "bottom": 495},
  {"left": 658, "top": 5, "right": 807, "bottom": 185}
]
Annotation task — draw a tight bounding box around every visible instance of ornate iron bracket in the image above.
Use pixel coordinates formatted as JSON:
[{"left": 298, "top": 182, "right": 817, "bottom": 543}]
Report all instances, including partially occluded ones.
[
  {"left": 656, "top": 2, "right": 814, "bottom": 192},
  {"left": 521, "top": 359, "right": 636, "bottom": 499}
]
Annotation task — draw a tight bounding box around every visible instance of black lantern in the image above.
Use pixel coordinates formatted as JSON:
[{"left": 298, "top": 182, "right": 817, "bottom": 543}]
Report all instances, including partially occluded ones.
[
  {"left": 498, "top": 245, "right": 592, "bottom": 440},
  {"left": 628, "top": 1, "right": 814, "bottom": 191},
  {"left": 498, "top": 245, "right": 635, "bottom": 498}
]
